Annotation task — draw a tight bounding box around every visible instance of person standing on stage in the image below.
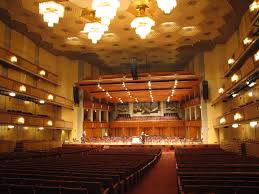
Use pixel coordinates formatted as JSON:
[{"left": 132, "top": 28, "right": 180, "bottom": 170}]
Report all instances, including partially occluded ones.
[{"left": 141, "top": 131, "right": 146, "bottom": 144}]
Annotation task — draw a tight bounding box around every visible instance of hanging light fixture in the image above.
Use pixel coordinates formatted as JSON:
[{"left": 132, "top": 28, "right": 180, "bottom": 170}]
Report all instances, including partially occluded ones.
[
  {"left": 131, "top": 4, "right": 155, "bottom": 39},
  {"left": 92, "top": 0, "right": 120, "bottom": 26},
  {"left": 156, "top": 0, "right": 177, "bottom": 14},
  {"left": 83, "top": 22, "right": 106, "bottom": 44},
  {"left": 39, "top": 1, "right": 65, "bottom": 27}
]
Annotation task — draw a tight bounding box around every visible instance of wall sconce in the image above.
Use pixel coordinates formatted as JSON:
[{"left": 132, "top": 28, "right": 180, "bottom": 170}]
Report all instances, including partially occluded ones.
[
  {"left": 219, "top": 117, "right": 226, "bottom": 124},
  {"left": 47, "top": 94, "right": 54, "bottom": 101},
  {"left": 232, "top": 123, "right": 239, "bottom": 128},
  {"left": 218, "top": 88, "right": 224, "bottom": 94},
  {"left": 248, "top": 91, "right": 253, "bottom": 97},
  {"left": 231, "top": 74, "right": 239, "bottom": 82},
  {"left": 243, "top": 37, "right": 252, "bottom": 45},
  {"left": 39, "top": 100, "right": 45, "bottom": 104},
  {"left": 234, "top": 112, "right": 242, "bottom": 121},
  {"left": 38, "top": 127, "right": 44, "bottom": 130},
  {"left": 10, "top": 56, "right": 17, "bottom": 63},
  {"left": 17, "top": 117, "right": 25, "bottom": 124},
  {"left": 23, "top": 126, "right": 29, "bottom": 130},
  {"left": 228, "top": 58, "right": 235, "bottom": 65},
  {"left": 232, "top": 93, "right": 238, "bottom": 98},
  {"left": 254, "top": 50, "right": 259, "bottom": 62},
  {"left": 47, "top": 120, "right": 53, "bottom": 126},
  {"left": 250, "top": 121, "right": 258, "bottom": 128},
  {"left": 19, "top": 85, "right": 26, "bottom": 92},
  {"left": 9, "top": 92, "right": 16, "bottom": 97},
  {"left": 7, "top": 125, "right": 15, "bottom": 129},
  {"left": 247, "top": 81, "right": 256, "bottom": 87},
  {"left": 39, "top": 70, "right": 46, "bottom": 76},
  {"left": 249, "top": 1, "right": 259, "bottom": 12}
]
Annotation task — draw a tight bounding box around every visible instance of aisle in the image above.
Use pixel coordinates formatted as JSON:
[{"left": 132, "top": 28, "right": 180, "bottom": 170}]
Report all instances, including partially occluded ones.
[{"left": 127, "top": 152, "right": 178, "bottom": 194}]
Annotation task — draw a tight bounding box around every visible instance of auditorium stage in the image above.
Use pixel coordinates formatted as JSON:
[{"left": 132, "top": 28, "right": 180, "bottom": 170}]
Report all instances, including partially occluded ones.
[{"left": 65, "top": 143, "right": 219, "bottom": 151}]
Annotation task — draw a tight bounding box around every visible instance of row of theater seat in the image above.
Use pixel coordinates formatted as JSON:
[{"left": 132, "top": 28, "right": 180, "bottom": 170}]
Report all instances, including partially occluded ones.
[
  {"left": 0, "top": 184, "right": 88, "bottom": 194},
  {"left": 175, "top": 147, "right": 259, "bottom": 194},
  {"left": 0, "top": 146, "right": 161, "bottom": 194}
]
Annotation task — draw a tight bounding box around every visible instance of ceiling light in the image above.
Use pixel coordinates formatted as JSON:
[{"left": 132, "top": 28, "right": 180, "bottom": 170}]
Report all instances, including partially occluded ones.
[
  {"left": 10, "top": 56, "right": 17, "bottom": 63},
  {"left": 218, "top": 88, "right": 224, "bottom": 94},
  {"left": 39, "top": 70, "right": 46, "bottom": 76},
  {"left": 17, "top": 117, "right": 25, "bottom": 124},
  {"left": 38, "top": 127, "right": 44, "bottom": 130},
  {"left": 249, "top": 1, "right": 259, "bottom": 12},
  {"left": 83, "top": 22, "right": 106, "bottom": 44},
  {"left": 219, "top": 117, "right": 226, "bottom": 124},
  {"left": 243, "top": 37, "right": 252, "bottom": 45},
  {"left": 232, "top": 123, "right": 239, "bottom": 128},
  {"left": 131, "top": 17, "right": 155, "bottom": 39},
  {"left": 250, "top": 121, "right": 258, "bottom": 128},
  {"left": 39, "top": 1, "right": 64, "bottom": 27},
  {"left": 7, "top": 125, "right": 14, "bottom": 129},
  {"left": 254, "top": 50, "right": 259, "bottom": 61},
  {"left": 19, "top": 85, "right": 26, "bottom": 92},
  {"left": 231, "top": 74, "right": 239, "bottom": 82},
  {"left": 47, "top": 94, "right": 54, "bottom": 101},
  {"left": 39, "top": 100, "right": 45, "bottom": 104},
  {"left": 9, "top": 92, "right": 16, "bottom": 97},
  {"left": 228, "top": 58, "right": 235, "bottom": 65},
  {"left": 92, "top": 0, "right": 120, "bottom": 26},
  {"left": 47, "top": 120, "right": 53, "bottom": 126},
  {"left": 156, "top": 0, "right": 177, "bottom": 14},
  {"left": 182, "top": 26, "right": 195, "bottom": 31},
  {"left": 234, "top": 113, "right": 242, "bottom": 121}
]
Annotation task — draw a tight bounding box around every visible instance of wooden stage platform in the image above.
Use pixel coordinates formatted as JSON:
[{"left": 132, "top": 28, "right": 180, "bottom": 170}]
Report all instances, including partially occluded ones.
[{"left": 64, "top": 143, "right": 219, "bottom": 151}]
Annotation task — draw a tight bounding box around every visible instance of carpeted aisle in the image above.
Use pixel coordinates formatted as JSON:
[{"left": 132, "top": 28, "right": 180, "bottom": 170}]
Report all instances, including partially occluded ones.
[{"left": 127, "top": 152, "right": 178, "bottom": 194}]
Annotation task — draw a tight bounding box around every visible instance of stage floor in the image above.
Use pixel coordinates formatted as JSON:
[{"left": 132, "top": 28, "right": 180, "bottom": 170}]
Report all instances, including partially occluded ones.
[{"left": 66, "top": 143, "right": 219, "bottom": 151}]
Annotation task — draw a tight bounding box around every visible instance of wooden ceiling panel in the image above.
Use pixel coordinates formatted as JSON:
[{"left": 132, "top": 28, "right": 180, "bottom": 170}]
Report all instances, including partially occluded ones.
[{"left": 79, "top": 72, "right": 200, "bottom": 103}]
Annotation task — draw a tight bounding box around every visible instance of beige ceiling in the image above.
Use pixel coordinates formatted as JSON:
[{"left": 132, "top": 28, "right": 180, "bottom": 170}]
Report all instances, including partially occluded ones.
[{"left": 0, "top": 0, "right": 247, "bottom": 70}]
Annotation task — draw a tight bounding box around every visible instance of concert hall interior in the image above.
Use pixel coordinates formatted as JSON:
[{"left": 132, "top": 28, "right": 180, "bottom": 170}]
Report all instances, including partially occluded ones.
[{"left": 0, "top": 0, "right": 259, "bottom": 194}]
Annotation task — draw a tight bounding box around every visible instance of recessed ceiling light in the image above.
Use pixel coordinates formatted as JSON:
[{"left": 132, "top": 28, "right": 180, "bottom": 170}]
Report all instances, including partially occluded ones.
[
  {"left": 182, "top": 26, "right": 195, "bottom": 31},
  {"left": 67, "top": 37, "right": 79, "bottom": 41}
]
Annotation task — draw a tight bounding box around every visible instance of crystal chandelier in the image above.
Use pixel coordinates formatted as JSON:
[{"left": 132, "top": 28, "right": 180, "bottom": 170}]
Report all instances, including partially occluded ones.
[
  {"left": 156, "top": 0, "right": 177, "bottom": 14},
  {"left": 131, "top": 17, "right": 155, "bottom": 39},
  {"left": 92, "top": 0, "right": 120, "bottom": 26},
  {"left": 83, "top": 22, "right": 106, "bottom": 44},
  {"left": 39, "top": 1, "right": 64, "bottom": 27}
]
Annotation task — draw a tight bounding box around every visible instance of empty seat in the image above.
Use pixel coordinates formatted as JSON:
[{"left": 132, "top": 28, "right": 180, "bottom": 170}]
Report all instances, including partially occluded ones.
[
  {"left": 35, "top": 186, "right": 60, "bottom": 194},
  {"left": 0, "top": 184, "right": 10, "bottom": 194},
  {"left": 9, "top": 184, "right": 34, "bottom": 194},
  {"left": 61, "top": 187, "right": 88, "bottom": 194}
]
